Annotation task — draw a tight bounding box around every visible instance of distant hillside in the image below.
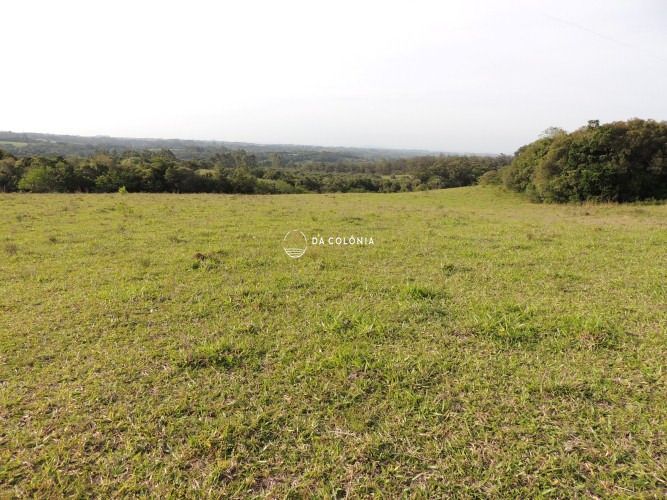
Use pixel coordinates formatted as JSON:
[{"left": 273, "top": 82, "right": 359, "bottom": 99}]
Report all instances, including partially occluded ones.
[{"left": 0, "top": 131, "right": 444, "bottom": 162}]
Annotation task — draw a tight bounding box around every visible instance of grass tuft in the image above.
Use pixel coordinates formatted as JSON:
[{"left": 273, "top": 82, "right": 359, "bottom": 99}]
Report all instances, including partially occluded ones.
[
  {"left": 179, "top": 340, "right": 266, "bottom": 371},
  {"left": 4, "top": 242, "right": 18, "bottom": 256},
  {"left": 472, "top": 303, "right": 542, "bottom": 345},
  {"left": 404, "top": 284, "right": 442, "bottom": 300}
]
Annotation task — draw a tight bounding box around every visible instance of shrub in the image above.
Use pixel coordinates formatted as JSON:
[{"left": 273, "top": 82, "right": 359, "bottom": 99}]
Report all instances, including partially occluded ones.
[
  {"left": 18, "top": 164, "right": 62, "bottom": 192},
  {"left": 478, "top": 169, "right": 501, "bottom": 185},
  {"left": 504, "top": 119, "right": 667, "bottom": 202}
]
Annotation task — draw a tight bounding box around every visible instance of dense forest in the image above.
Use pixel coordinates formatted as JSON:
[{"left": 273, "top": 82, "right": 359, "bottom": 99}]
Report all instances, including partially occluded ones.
[
  {"left": 0, "top": 147, "right": 508, "bottom": 194},
  {"left": 488, "top": 119, "right": 667, "bottom": 202}
]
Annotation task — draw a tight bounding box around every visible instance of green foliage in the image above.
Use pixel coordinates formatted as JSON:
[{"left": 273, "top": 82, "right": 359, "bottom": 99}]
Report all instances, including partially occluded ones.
[
  {"left": 0, "top": 148, "right": 507, "bottom": 194},
  {"left": 0, "top": 152, "right": 22, "bottom": 191},
  {"left": 17, "top": 162, "right": 63, "bottom": 192},
  {"left": 503, "top": 119, "right": 667, "bottom": 202},
  {"left": 477, "top": 169, "right": 501, "bottom": 185},
  {"left": 501, "top": 136, "right": 555, "bottom": 198}
]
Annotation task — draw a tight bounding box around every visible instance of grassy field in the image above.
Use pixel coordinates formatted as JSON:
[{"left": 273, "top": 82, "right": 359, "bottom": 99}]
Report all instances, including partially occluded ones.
[{"left": 1, "top": 187, "right": 666, "bottom": 497}]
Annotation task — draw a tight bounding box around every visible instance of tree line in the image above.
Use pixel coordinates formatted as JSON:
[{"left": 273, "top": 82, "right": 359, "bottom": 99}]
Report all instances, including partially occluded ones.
[
  {"left": 6, "top": 119, "right": 661, "bottom": 200},
  {"left": 0, "top": 148, "right": 507, "bottom": 194}
]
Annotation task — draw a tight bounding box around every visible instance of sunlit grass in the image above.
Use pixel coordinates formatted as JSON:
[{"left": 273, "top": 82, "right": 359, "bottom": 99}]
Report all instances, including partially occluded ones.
[{"left": 0, "top": 187, "right": 665, "bottom": 496}]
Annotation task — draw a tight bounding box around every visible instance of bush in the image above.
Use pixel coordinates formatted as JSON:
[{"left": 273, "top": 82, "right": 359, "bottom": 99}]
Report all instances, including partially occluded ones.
[
  {"left": 504, "top": 119, "right": 667, "bottom": 202},
  {"left": 18, "top": 164, "right": 62, "bottom": 192},
  {"left": 478, "top": 170, "right": 501, "bottom": 185}
]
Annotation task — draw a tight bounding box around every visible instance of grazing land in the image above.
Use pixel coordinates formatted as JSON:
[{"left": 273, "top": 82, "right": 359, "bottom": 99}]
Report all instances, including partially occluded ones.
[{"left": 1, "top": 187, "right": 666, "bottom": 497}]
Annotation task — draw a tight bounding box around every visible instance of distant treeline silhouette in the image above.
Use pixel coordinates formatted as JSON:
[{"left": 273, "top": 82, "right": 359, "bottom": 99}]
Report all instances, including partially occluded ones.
[
  {"left": 483, "top": 119, "right": 667, "bottom": 202},
  {"left": 0, "top": 148, "right": 507, "bottom": 194}
]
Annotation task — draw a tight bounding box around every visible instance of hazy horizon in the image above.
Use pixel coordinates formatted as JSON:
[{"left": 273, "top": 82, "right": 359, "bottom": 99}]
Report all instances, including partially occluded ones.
[
  {"left": 0, "top": 129, "right": 495, "bottom": 155},
  {"left": 2, "top": 0, "right": 666, "bottom": 154}
]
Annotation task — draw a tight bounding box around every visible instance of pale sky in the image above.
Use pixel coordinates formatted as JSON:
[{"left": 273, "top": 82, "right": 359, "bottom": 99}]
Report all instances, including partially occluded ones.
[{"left": 2, "top": 0, "right": 666, "bottom": 154}]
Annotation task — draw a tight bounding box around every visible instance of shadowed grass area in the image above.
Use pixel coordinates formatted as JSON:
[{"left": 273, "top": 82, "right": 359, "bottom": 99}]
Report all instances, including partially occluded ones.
[{"left": 0, "top": 186, "right": 665, "bottom": 497}]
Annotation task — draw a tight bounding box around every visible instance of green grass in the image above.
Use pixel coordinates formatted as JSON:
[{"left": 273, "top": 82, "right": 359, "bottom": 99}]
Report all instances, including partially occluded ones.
[{"left": 0, "top": 187, "right": 665, "bottom": 497}]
